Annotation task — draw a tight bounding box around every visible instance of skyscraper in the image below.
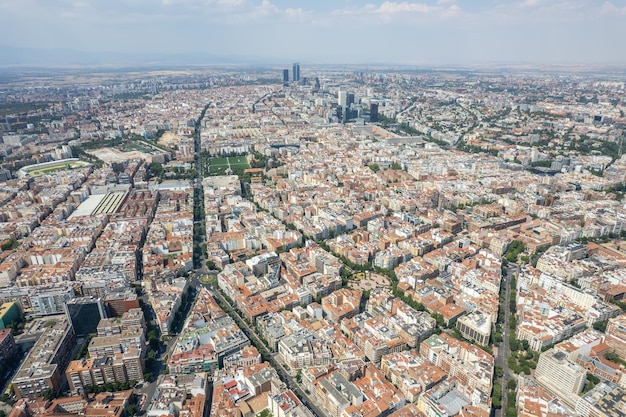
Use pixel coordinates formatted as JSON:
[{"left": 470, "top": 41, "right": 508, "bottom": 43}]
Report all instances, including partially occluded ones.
[
  {"left": 370, "top": 103, "right": 379, "bottom": 123},
  {"left": 338, "top": 88, "right": 348, "bottom": 108},
  {"left": 292, "top": 63, "right": 300, "bottom": 82},
  {"left": 64, "top": 296, "right": 107, "bottom": 337},
  {"left": 283, "top": 69, "right": 289, "bottom": 86},
  {"left": 347, "top": 93, "right": 355, "bottom": 107}
]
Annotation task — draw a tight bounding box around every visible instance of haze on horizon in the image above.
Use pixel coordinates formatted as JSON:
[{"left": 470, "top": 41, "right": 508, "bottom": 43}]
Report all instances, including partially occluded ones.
[{"left": 1, "top": 0, "right": 625, "bottom": 67}]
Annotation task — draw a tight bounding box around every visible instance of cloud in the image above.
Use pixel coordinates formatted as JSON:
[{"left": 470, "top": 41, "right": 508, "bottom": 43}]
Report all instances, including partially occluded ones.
[
  {"left": 521, "top": 0, "right": 541, "bottom": 7},
  {"left": 376, "top": 1, "right": 434, "bottom": 14},
  {"left": 0, "top": 0, "right": 625, "bottom": 64},
  {"left": 216, "top": 0, "right": 245, "bottom": 6},
  {"left": 488, "top": 0, "right": 588, "bottom": 24},
  {"left": 284, "top": 7, "right": 311, "bottom": 20},
  {"left": 332, "top": 1, "right": 460, "bottom": 23},
  {"left": 0, "top": 0, "right": 309, "bottom": 26},
  {"left": 601, "top": 1, "right": 626, "bottom": 14}
]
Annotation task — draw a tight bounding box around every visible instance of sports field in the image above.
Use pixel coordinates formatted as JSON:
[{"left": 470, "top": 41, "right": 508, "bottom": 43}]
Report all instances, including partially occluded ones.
[
  {"left": 208, "top": 156, "right": 250, "bottom": 175},
  {"left": 26, "top": 161, "right": 90, "bottom": 176}
]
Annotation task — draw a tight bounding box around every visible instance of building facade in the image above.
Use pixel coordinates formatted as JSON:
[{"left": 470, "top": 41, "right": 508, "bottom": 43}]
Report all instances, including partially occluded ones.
[
  {"left": 12, "top": 316, "right": 76, "bottom": 399},
  {"left": 64, "top": 297, "right": 107, "bottom": 337}
]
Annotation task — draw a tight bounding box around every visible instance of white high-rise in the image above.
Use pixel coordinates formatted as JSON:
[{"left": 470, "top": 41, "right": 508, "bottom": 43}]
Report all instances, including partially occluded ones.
[
  {"left": 535, "top": 348, "right": 586, "bottom": 408},
  {"left": 338, "top": 88, "right": 348, "bottom": 108}
]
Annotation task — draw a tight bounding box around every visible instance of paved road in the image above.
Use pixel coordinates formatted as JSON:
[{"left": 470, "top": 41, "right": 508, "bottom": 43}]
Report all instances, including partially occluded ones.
[
  {"left": 141, "top": 102, "right": 328, "bottom": 417},
  {"left": 136, "top": 285, "right": 191, "bottom": 415},
  {"left": 137, "top": 104, "right": 211, "bottom": 415},
  {"left": 494, "top": 264, "right": 518, "bottom": 417},
  {"left": 271, "top": 353, "right": 327, "bottom": 417}
]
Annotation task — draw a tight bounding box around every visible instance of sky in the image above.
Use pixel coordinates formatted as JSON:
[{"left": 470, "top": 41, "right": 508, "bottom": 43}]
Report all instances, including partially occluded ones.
[{"left": 1, "top": 0, "right": 626, "bottom": 66}]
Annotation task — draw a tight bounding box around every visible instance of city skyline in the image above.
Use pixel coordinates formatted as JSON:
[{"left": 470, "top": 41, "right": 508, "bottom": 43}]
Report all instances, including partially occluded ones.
[{"left": 1, "top": 0, "right": 626, "bottom": 67}]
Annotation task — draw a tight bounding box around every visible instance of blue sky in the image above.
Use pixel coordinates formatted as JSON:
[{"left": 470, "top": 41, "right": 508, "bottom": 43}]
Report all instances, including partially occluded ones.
[{"left": 1, "top": 0, "right": 625, "bottom": 65}]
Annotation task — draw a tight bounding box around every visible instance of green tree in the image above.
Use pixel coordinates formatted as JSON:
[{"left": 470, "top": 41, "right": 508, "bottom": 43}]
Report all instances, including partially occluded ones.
[
  {"left": 432, "top": 313, "right": 446, "bottom": 328},
  {"left": 605, "top": 351, "right": 619, "bottom": 361},
  {"left": 491, "top": 381, "right": 502, "bottom": 409},
  {"left": 593, "top": 320, "right": 608, "bottom": 333},
  {"left": 505, "top": 407, "right": 517, "bottom": 417},
  {"left": 148, "top": 162, "right": 163, "bottom": 179},
  {"left": 125, "top": 404, "right": 138, "bottom": 416},
  {"left": 42, "top": 389, "right": 56, "bottom": 401},
  {"left": 0, "top": 238, "right": 18, "bottom": 251},
  {"left": 507, "top": 379, "right": 517, "bottom": 390}
]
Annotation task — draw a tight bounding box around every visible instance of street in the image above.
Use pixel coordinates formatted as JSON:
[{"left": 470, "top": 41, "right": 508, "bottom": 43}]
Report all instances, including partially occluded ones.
[
  {"left": 494, "top": 263, "right": 518, "bottom": 417},
  {"left": 137, "top": 102, "right": 330, "bottom": 417},
  {"left": 135, "top": 285, "right": 184, "bottom": 415},
  {"left": 204, "top": 282, "right": 328, "bottom": 417}
]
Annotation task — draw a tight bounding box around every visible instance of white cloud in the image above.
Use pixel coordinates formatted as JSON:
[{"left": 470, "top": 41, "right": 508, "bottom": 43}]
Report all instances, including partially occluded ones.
[
  {"left": 521, "top": 0, "right": 541, "bottom": 7},
  {"left": 252, "top": 0, "right": 279, "bottom": 17},
  {"left": 601, "top": 1, "right": 626, "bottom": 14},
  {"left": 1, "top": 0, "right": 624, "bottom": 65},
  {"left": 216, "top": 0, "right": 245, "bottom": 6},
  {"left": 331, "top": 1, "right": 459, "bottom": 23},
  {"left": 376, "top": 1, "right": 434, "bottom": 14},
  {"left": 284, "top": 7, "right": 311, "bottom": 20}
]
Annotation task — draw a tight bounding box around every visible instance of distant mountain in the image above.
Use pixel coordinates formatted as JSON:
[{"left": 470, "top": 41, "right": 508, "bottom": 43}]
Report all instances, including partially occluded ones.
[{"left": 0, "top": 46, "right": 266, "bottom": 68}]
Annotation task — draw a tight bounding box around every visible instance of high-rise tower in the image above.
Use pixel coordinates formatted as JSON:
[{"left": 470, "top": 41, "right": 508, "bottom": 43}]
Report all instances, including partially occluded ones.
[{"left": 338, "top": 88, "right": 348, "bottom": 108}]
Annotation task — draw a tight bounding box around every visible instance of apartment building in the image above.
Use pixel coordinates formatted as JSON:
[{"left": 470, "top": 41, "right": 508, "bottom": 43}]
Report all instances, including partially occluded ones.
[
  {"left": 456, "top": 311, "right": 491, "bottom": 346},
  {"left": 322, "top": 288, "right": 361, "bottom": 322},
  {"left": 12, "top": 316, "right": 75, "bottom": 399},
  {"left": 535, "top": 348, "right": 587, "bottom": 408}
]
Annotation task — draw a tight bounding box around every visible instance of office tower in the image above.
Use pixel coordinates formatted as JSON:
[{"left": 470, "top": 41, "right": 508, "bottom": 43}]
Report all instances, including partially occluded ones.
[
  {"left": 64, "top": 296, "right": 107, "bottom": 337},
  {"left": 283, "top": 69, "right": 289, "bottom": 86},
  {"left": 370, "top": 103, "right": 379, "bottom": 122},
  {"left": 292, "top": 63, "right": 300, "bottom": 82},
  {"left": 336, "top": 106, "right": 343, "bottom": 122},
  {"left": 338, "top": 88, "right": 348, "bottom": 108},
  {"left": 343, "top": 107, "right": 354, "bottom": 123},
  {"left": 347, "top": 93, "right": 355, "bottom": 107},
  {"left": 0, "top": 302, "right": 20, "bottom": 329}
]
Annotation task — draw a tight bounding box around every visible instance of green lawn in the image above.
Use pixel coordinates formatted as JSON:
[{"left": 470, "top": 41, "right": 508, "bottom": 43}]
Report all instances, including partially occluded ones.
[
  {"left": 208, "top": 156, "right": 250, "bottom": 176},
  {"left": 229, "top": 156, "right": 250, "bottom": 169},
  {"left": 122, "top": 142, "right": 153, "bottom": 153},
  {"left": 210, "top": 157, "right": 229, "bottom": 166},
  {"left": 199, "top": 275, "right": 217, "bottom": 284}
]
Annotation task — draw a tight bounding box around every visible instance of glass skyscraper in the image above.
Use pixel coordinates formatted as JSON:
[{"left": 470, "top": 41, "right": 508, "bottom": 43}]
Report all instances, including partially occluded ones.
[{"left": 64, "top": 297, "right": 107, "bottom": 337}]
